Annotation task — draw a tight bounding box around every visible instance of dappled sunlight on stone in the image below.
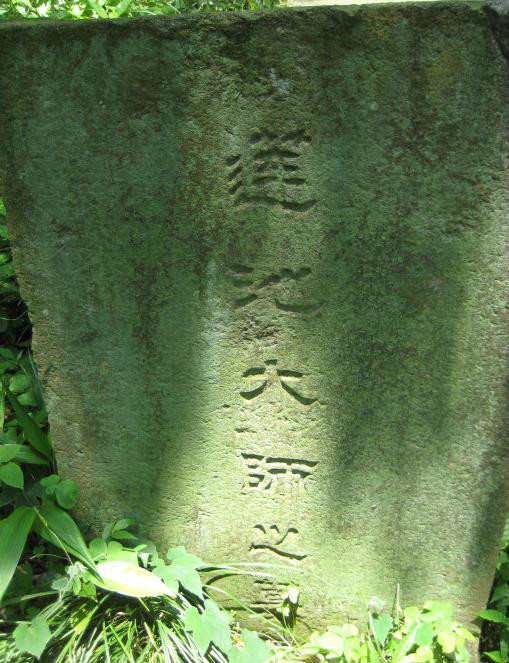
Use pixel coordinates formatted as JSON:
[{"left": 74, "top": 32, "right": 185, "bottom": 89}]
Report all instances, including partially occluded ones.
[{"left": 0, "top": 1, "right": 508, "bottom": 634}]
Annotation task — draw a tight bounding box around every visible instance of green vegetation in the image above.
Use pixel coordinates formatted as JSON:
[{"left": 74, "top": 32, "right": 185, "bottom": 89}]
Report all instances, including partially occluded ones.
[
  {"left": 293, "top": 601, "right": 475, "bottom": 663},
  {"left": 0, "top": 0, "right": 282, "bottom": 20},
  {"left": 0, "top": 515, "right": 272, "bottom": 662},
  {"left": 480, "top": 519, "right": 509, "bottom": 663}
]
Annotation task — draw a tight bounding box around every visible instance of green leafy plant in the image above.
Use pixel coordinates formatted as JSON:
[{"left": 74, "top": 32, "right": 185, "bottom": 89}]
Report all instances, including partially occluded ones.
[
  {"left": 40, "top": 474, "right": 78, "bottom": 510},
  {"left": 0, "top": 498, "right": 96, "bottom": 603},
  {"left": 281, "top": 599, "right": 475, "bottom": 663},
  {"left": 0, "top": 442, "right": 24, "bottom": 488},
  {"left": 0, "top": 0, "right": 283, "bottom": 21},
  {"left": 0, "top": 378, "right": 93, "bottom": 604},
  {"left": 1, "top": 518, "right": 273, "bottom": 663},
  {"left": 480, "top": 515, "right": 509, "bottom": 663},
  {"left": 14, "top": 614, "right": 52, "bottom": 659},
  {"left": 0, "top": 201, "right": 30, "bottom": 350}
]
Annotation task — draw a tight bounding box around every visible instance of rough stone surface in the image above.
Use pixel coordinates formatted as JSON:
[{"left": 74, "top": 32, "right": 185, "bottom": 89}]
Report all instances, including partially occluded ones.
[{"left": 1, "top": 2, "right": 508, "bottom": 630}]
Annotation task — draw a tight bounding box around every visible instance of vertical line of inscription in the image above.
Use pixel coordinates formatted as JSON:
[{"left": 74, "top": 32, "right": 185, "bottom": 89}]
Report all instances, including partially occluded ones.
[{"left": 227, "top": 127, "right": 318, "bottom": 616}]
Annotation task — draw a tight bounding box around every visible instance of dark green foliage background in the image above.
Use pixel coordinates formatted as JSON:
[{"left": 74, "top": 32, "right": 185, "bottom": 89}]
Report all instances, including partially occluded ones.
[{"left": 0, "top": 0, "right": 283, "bottom": 20}]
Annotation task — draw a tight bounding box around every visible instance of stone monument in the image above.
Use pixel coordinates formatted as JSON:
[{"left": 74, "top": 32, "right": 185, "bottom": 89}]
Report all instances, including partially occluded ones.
[{"left": 1, "top": 1, "right": 508, "bottom": 630}]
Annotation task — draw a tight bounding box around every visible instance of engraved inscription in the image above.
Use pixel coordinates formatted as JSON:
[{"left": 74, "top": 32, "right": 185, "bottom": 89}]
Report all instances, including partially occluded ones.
[
  {"left": 241, "top": 452, "right": 318, "bottom": 493},
  {"left": 250, "top": 524, "right": 307, "bottom": 562},
  {"left": 227, "top": 264, "right": 323, "bottom": 315},
  {"left": 226, "top": 130, "right": 317, "bottom": 212},
  {"left": 240, "top": 359, "right": 316, "bottom": 405},
  {"left": 250, "top": 579, "right": 303, "bottom": 623},
  {"left": 228, "top": 264, "right": 258, "bottom": 308},
  {"left": 251, "top": 579, "right": 290, "bottom": 612}
]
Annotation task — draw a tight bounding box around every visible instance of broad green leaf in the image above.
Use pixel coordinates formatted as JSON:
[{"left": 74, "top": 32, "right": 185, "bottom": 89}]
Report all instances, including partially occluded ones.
[
  {"left": 0, "top": 284, "right": 18, "bottom": 295},
  {"left": 9, "top": 372, "right": 31, "bottom": 395},
  {"left": 456, "top": 626, "right": 476, "bottom": 643},
  {"left": 415, "top": 646, "right": 433, "bottom": 663},
  {"left": 94, "top": 560, "right": 175, "bottom": 598},
  {"left": 0, "top": 487, "right": 18, "bottom": 509},
  {"left": 153, "top": 562, "right": 179, "bottom": 595},
  {"left": 0, "top": 506, "right": 35, "bottom": 603},
  {"left": 89, "top": 538, "right": 108, "bottom": 560},
  {"left": 77, "top": 581, "right": 97, "bottom": 599},
  {"left": 105, "top": 540, "right": 138, "bottom": 565},
  {"left": 485, "top": 652, "right": 509, "bottom": 663},
  {"left": 159, "top": 561, "right": 203, "bottom": 598},
  {"left": 0, "top": 348, "right": 16, "bottom": 361},
  {"left": 414, "top": 622, "right": 433, "bottom": 648},
  {"left": 52, "top": 576, "right": 72, "bottom": 594},
  {"left": 111, "top": 529, "right": 137, "bottom": 540},
  {"left": 183, "top": 600, "right": 232, "bottom": 655},
  {"left": 106, "top": 517, "right": 136, "bottom": 539},
  {"left": 502, "top": 634, "right": 509, "bottom": 657},
  {"left": 0, "top": 262, "right": 15, "bottom": 278},
  {"left": 101, "top": 518, "right": 135, "bottom": 541},
  {"left": 112, "top": 518, "right": 136, "bottom": 530},
  {"left": 391, "top": 621, "right": 419, "bottom": 661},
  {"left": 12, "top": 444, "right": 48, "bottom": 466},
  {"left": 423, "top": 602, "right": 453, "bottom": 620},
  {"left": 4, "top": 428, "right": 18, "bottom": 443},
  {"left": 398, "top": 655, "right": 418, "bottom": 663},
  {"left": 160, "top": 546, "right": 205, "bottom": 597},
  {"left": 55, "top": 479, "right": 77, "bottom": 509},
  {"left": 319, "top": 631, "right": 344, "bottom": 656},
  {"left": 300, "top": 634, "right": 322, "bottom": 657},
  {"left": 366, "top": 637, "right": 381, "bottom": 663},
  {"left": 112, "top": 0, "right": 133, "bottom": 17},
  {"left": 339, "top": 624, "right": 359, "bottom": 637},
  {"left": 479, "top": 610, "right": 509, "bottom": 625},
  {"left": 0, "top": 443, "right": 20, "bottom": 463},
  {"left": 492, "top": 584, "right": 509, "bottom": 603},
  {"left": 0, "top": 461, "right": 24, "bottom": 489},
  {"left": 5, "top": 388, "right": 52, "bottom": 460},
  {"left": 36, "top": 502, "right": 96, "bottom": 573},
  {"left": 40, "top": 474, "right": 60, "bottom": 493},
  {"left": 33, "top": 408, "right": 48, "bottom": 426},
  {"left": 14, "top": 614, "right": 51, "bottom": 659},
  {"left": 86, "top": 0, "right": 108, "bottom": 17},
  {"left": 437, "top": 631, "right": 455, "bottom": 654},
  {"left": 228, "top": 630, "right": 271, "bottom": 663},
  {"left": 18, "top": 390, "right": 38, "bottom": 407},
  {"left": 343, "top": 632, "right": 362, "bottom": 662},
  {"left": 371, "top": 612, "right": 392, "bottom": 645},
  {"left": 167, "top": 545, "right": 203, "bottom": 569}
]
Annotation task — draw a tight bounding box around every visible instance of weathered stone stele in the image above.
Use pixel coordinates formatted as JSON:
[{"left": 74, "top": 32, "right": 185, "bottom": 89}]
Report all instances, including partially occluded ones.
[{"left": 1, "top": 1, "right": 509, "bottom": 630}]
